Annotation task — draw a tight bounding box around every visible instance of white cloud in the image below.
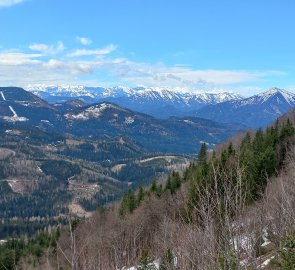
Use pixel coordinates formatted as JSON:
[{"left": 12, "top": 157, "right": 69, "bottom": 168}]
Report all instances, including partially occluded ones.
[
  {"left": 0, "top": 0, "right": 25, "bottom": 7},
  {"left": 98, "top": 59, "right": 278, "bottom": 89},
  {"left": 77, "top": 36, "right": 92, "bottom": 46},
  {"left": 44, "top": 59, "right": 93, "bottom": 74},
  {"left": 68, "top": 44, "right": 117, "bottom": 57},
  {"left": 0, "top": 44, "right": 285, "bottom": 91},
  {"left": 29, "top": 42, "right": 65, "bottom": 55},
  {"left": 0, "top": 52, "right": 41, "bottom": 65}
]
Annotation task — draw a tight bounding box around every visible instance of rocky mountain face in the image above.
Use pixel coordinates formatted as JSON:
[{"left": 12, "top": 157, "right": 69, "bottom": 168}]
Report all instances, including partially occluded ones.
[{"left": 196, "top": 88, "right": 295, "bottom": 128}]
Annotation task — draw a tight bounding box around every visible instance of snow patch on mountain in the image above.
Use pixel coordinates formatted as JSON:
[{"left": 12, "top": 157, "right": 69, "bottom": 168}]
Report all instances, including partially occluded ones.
[
  {"left": 183, "top": 119, "right": 195, "bottom": 124},
  {"left": 65, "top": 103, "right": 126, "bottom": 121},
  {"left": 124, "top": 116, "right": 134, "bottom": 124},
  {"left": 3, "top": 106, "right": 28, "bottom": 122}
]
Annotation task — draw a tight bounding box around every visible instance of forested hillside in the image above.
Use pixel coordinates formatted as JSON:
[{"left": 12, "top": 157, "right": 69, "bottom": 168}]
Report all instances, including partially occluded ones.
[
  {"left": 0, "top": 123, "right": 190, "bottom": 238},
  {"left": 2, "top": 111, "right": 295, "bottom": 269}
]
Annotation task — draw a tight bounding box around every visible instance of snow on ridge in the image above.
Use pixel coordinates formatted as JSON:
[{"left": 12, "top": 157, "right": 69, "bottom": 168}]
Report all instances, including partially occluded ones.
[
  {"left": 240, "top": 87, "right": 295, "bottom": 106},
  {"left": 27, "top": 84, "right": 57, "bottom": 92},
  {"left": 65, "top": 103, "right": 124, "bottom": 121},
  {"left": 27, "top": 84, "right": 95, "bottom": 98},
  {"left": 27, "top": 84, "right": 243, "bottom": 104}
]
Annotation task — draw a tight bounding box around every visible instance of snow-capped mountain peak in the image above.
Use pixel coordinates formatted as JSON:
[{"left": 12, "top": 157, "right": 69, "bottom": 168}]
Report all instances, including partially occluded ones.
[
  {"left": 245, "top": 87, "right": 295, "bottom": 105},
  {"left": 26, "top": 84, "right": 242, "bottom": 103},
  {"left": 196, "top": 87, "right": 295, "bottom": 128},
  {"left": 26, "top": 84, "right": 245, "bottom": 118}
]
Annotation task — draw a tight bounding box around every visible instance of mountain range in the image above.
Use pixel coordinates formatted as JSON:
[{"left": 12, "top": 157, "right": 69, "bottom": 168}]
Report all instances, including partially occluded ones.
[
  {"left": 27, "top": 85, "right": 295, "bottom": 128},
  {"left": 27, "top": 85, "right": 243, "bottom": 118},
  {"left": 0, "top": 87, "right": 239, "bottom": 154}
]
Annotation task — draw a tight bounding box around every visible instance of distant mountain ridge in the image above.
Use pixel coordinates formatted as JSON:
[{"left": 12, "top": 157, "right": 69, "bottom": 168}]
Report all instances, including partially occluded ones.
[
  {"left": 27, "top": 84, "right": 243, "bottom": 118},
  {"left": 26, "top": 85, "right": 295, "bottom": 128},
  {"left": 4, "top": 85, "right": 295, "bottom": 129},
  {"left": 196, "top": 87, "right": 295, "bottom": 128},
  {"left": 0, "top": 87, "right": 241, "bottom": 154}
]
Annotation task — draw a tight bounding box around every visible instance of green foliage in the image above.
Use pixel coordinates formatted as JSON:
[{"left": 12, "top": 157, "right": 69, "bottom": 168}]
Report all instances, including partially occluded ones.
[
  {"left": 138, "top": 250, "right": 157, "bottom": 270},
  {"left": 150, "top": 181, "right": 158, "bottom": 193},
  {"left": 0, "top": 231, "right": 59, "bottom": 270},
  {"left": 280, "top": 119, "right": 295, "bottom": 140},
  {"left": 70, "top": 219, "right": 80, "bottom": 232},
  {"left": 0, "top": 249, "right": 15, "bottom": 270},
  {"left": 198, "top": 143, "right": 207, "bottom": 165},
  {"left": 137, "top": 186, "right": 145, "bottom": 205},
  {"left": 185, "top": 119, "right": 295, "bottom": 219},
  {"left": 165, "top": 171, "right": 181, "bottom": 194},
  {"left": 218, "top": 250, "right": 238, "bottom": 270},
  {"left": 119, "top": 189, "right": 137, "bottom": 216},
  {"left": 156, "top": 184, "right": 163, "bottom": 197},
  {"left": 159, "top": 248, "right": 174, "bottom": 270},
  {"left": 272, "top": 235, "right": 295, "bottom": 269},
  {"left": 41, "top": 160, "right": 81, "bottom": 180}
]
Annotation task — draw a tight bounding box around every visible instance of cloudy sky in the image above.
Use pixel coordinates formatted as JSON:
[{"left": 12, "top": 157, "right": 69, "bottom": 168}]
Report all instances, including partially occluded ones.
[{"left": 0, "top": 0, "right": 294, "bottom": 95}]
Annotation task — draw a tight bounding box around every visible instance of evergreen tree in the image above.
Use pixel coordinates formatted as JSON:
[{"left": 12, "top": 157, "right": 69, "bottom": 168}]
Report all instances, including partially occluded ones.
[
  {"left": 280, "top": 118, "right": 295, "bottom": 139},
  {"left": 137, "top": 186, "right": 145, "bottom": 206},
  {"left": 241, "top": 132, "right": 251, "bottom": 152},
  {"left": 156, "top": 184, "right": 163, "bottom": 197},
  {"left": 240, "top": 147, "right": 257, "bottom": 201},
  {"left": 277, "top": 119, "right": 295, "bottom": 166},
  {"left": 198, "top": 143, "right": 207, "bottom": 165},
  {"left": 252, "top": 129, "right": 264, "bottom": 154},
  {"left": 150, "top": 181, "right": 158, "bottom": 193},
  {"left": 265, "top": 125, "right": 279, "bottom": 147},
  {"left": 227, "top": 142, "right": 235, "bottom": 155},
  {"left": 165, "top": 176, "right": 172, "bottom": 192},
  {"left": 170, "top": 171, "right": 181, "bottom": 194},
  {"left": 119, "top": 190, "right": 137, "bottom": 216}
]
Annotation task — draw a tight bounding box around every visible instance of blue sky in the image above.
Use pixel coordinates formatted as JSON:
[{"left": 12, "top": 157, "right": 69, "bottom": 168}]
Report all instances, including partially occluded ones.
[{"left": 0, "top": 0, "right": 294, "bottom": 95}]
